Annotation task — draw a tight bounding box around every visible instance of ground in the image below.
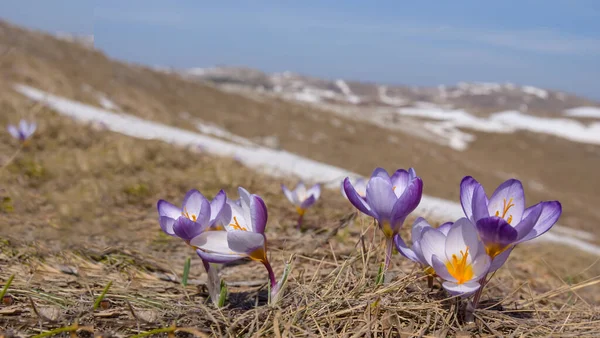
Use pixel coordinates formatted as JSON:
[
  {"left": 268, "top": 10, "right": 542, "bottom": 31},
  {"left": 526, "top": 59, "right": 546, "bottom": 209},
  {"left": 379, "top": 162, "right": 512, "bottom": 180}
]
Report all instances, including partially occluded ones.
[{"left": 0, "top": 20, "right": 599, "bottom": 337}]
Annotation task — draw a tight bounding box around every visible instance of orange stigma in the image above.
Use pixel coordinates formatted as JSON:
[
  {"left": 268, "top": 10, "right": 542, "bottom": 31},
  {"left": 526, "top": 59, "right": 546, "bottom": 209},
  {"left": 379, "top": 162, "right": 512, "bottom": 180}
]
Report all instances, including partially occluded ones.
[
  {"left": 494, "top": 198, "right": 515, "bottom": 224},
  {"left": 230, "top": 216, "right": 247, "bottom": 231},
  {"left": 182, "top": 207, "right": 197, "bottom": 221},
  {"left": 445, "top": 247, "right": 474, "bottom": 284}
]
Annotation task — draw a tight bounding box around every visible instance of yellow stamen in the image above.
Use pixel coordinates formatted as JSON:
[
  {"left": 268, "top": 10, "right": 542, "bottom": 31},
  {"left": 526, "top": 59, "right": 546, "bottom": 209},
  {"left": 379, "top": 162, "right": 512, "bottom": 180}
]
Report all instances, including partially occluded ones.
[
  {"left": 381, "top": 222, "right": 394, "bottom": 238},
  {"left": 445, "top": 247, "right": 474, "bottom": 285},
  {"left": 248, "top": 247, "right": 267, "bottom": 263},
  {"left": 296, "top": 207, "right": 306, "bottom": 216},
  {"left": 182, "top": 207, "right": 197, "bottom": 221},
  {"left": 495, "top": 198, "right": 515, "bottom": 224},
  {"left": 229, "top": 216, "right": 247, "bottom": 231},
  {"left": 423, "top": 266, "right": 436, "bottom": 276},
  {"left": 485, "top": 243, "right": 510, "bottom": 259}
]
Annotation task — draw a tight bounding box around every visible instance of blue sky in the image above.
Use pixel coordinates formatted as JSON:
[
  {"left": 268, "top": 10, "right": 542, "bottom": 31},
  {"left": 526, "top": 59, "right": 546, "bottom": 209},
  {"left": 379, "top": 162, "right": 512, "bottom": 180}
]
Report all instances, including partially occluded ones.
[{"left": 1, "top": 1, "right": 600, "bottom": 99}]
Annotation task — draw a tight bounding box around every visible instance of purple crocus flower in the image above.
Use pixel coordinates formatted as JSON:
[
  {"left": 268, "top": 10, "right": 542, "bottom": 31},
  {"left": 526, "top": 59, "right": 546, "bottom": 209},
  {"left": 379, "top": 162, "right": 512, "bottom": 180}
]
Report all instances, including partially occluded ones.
[
  {"left": 190, "top": 187, "right": 278, "bottom": 294},
  {"left": 7, "top": 119, "right": 36, "bottom": 143},
  {"left": 282, "top": 182, "right": 321, "bottom": 229},
  {"left": 460, "top": 176, "right": 562, "bottom": 271},
  {"left": 341, "top": 177, "right": 366, "bottom": 200},
  {"left": 394, "top": 218, "right": 452, "bottom": 274},
  {"left": 157, "top": 189, "right": 231, "bottom": 242},
  {"left": 344, "top": 167, "right": 423, "bottom": 269}
]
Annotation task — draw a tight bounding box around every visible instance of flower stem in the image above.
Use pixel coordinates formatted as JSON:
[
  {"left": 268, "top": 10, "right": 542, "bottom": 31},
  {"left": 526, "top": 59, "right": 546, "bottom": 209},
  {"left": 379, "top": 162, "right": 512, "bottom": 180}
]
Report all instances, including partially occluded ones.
[
  {"left": 472, "top": 274, "right": 488, "bottom": 309},
  {"left": 262, "top": 260, "right": 277, "bottom": 290},
  {"left": 296, "top": 213, "right": 304, "bottom": 230},
  {"left": 384, "top": 236, "right": 393, "bottom": 271}
]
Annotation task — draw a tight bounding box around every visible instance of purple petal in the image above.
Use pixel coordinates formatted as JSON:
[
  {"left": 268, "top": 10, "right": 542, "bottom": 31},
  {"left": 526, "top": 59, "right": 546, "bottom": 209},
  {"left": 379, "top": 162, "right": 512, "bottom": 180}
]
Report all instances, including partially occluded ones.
[
  {"left": 282, "top": 184, "right": 295, "bottom": 204},
  {"left": 7, "top": 125, "right": 20, "bottom": 139},
  {"left": 196, "top": 249, "right": 243, "bottom": 264},
  {"left": 420, "top": 228, "right": 448, "bottom": 267},
  {"left": 390, "top": 177, "right": 423, "bottom": 230},
  {"left": 209, "top": 190, "right": 228, "bottom": 224},
  {"left": 411, "top": 217, "right": 433, "bottom": 243},
  {"left": 343, "top": 177, "right": 373, "bottom": 216},
  {"left": 19, "top": 120, "right": 28, "bottom": 133},
  {"left": 517, "top": 201, "right": 562, "bottom": 243},
  {"left": 431, "top": 255, "right": 456, "bottom": 282},
  {"left": 306, "top": 184, "right": 321, "bottom": 201},
  {"left": 513, "top": 203, "right": 542, "bottom": 242},
  {"left": 390, "top": 169, "right": 409, "bottom": 196},
  {"left": 472, "top": 185, "right": 490, "bottom": 222},
  {"left": 173, "top": 216, "right": 207, "bottom": 241},
  {"left": 159, "top": 216, "right": 176, "bottom": 235},
  {"left": 196, "top": 197, "right": 212, "bottom": 226},
  {"left": 300, "top": 195, "right": 316, "bottom": 210},
  {"left": 370, "top": 167, "right": 391, "bottom": 182},
  {"left": 475, "top": 217, "right": 518, "bottom": 249},
  {"left": 227, "top": 231, "right": 265, "bottom": 255},
  {"left": 393, "top": 233, "right": 421, "bottom": 264},
  {"left": 460, "top": 176, "right": 481, "bottom": 222},
  {"left": 182, "top": 189, "right": 207, "bottom": 216},
  {"left": 27, "top": 122, "right": 37, "bottom": 136},
  {"left": 366, "top": 177, "right": 397, "bottom": 222},
  {"left": 251, "top": 195, "right": 268, "bottom": 234},
  {"left": 489, "top": 246, "right": 513, "bottom": 272},
  {"left": 488, "top": 179, "right": 525, "bottom": 224},
  {"left": 408, "top": 168, "right": 417, "bottom": 180},
  {"left": 157, "top": 200, "right": 181, "bottom": 219},
  {"left": 442, "top": 281, "right": 481, "bottom": 297},
  {"left": 437, "top": 222, "right": 453, "bottom": 236}
]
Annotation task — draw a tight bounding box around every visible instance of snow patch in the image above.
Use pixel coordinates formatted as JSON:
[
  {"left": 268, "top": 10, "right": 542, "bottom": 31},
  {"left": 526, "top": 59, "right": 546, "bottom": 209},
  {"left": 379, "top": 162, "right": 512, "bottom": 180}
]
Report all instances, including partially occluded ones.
[
  {"left": 335, "top": 80, "right": 361, "bottom": 104},
  {"left": 564, "top": 106, "right": 600, "bottom": 119},
  {"left": 521, "top": 86, "right": 548, "bottom": 99},
  {"left": 14, "top": 84, "right": 600, "bottom": 256},
  {"left": 378, "top": 86, "right": 408, "bottom": 106}
]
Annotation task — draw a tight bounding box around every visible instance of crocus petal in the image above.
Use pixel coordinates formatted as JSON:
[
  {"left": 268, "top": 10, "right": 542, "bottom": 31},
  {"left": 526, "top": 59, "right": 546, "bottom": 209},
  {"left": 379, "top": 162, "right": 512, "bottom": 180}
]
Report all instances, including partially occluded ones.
[
  {"left": 224, "top": 201, "right": 247, "bottom": 232},
  {"left": 370, "top": 167, "right": 391, "bottom": 182},
  {"left": 294, "top": 182, "right": 307, "bottom": 202},
  {"left": 517, "top": 201, "right": 562, "bottom": 243},
  {"left": 472, "top": 185, "right": 490, "bottom": 222},
  {"left": 390, "top": 177, "right": 423, "bottom": 230},
  {"left": 251, "top": 195, "right": 268, "bottom": 234},
  {"left": 19, "top": 120, "right": 28, "bottom": 133},
  {"left": 210, "top": 190, "right": 227, "bottom": 220},
  {"left": 282, "top": 184, "right": 295, "bottom": 204},
  {"left": 196, "top": 249, "right": 244, "bottom": 264},
  {"left": 442, "top": 281, "right": 481, "bottom": 296},
  {"left": 195, "top": 197, "right": 212, "bottom": 226},
  {"left": 182, "top": 189, "right": 207, "bottom": 216},
  {"left": 159, "top": 216, "right": 176, "bottom": 235},
  {"left": 306, "top": 184, "right": 321, "bottom": 201},
  {"left": 475, "top": 217, "right": 518, "bottom": 248},
  {"left": 343, "top": 177, "right": 373, "bottom": 216},
  {"left": 7, "top": 125, "right": 20, "bottom": 139},
  {"left": 173, "top": 216, "right": 206, "bottom": 241},
  {"left": 191, "top": 231, "right": 232, "bottom": 253},
  {"left": 366, "top": 177, "right": 397, "bottom": 222},
  {"left": 354, "top": 179, "right": 367, "bottom": 197},
  {"left": 437, "top": 222, "right": 453, "bottom": 236},
  {"left": 513, "top": 203, "right": 543, "bottom": 241},
  {"left": 393, "top": 234, "right": 421, "bottom": 263},
  {"left": 390, "top": 169, "right": 409, "bottom": 197},
  {"left": 460, "top": 176, "right": 481, "bottom": 222},
  {"left": 227, "top": 231, "right": 265, "bottom": 255},
  {"left": 299, "top": 195, "right": 316, "bottom": 210},
  {"left": 445, "top": 218, "right": 481, "bottom": 261},
  {"left": 238, "top": 187, "right": 253, "bottom": 208},
  {"left": 411, "top": 217, "right": 433, "bottom": 243},
  {"left": 420, "top": 228, "right": 448, "bottom": 267},
  {"left": 431, "top": 255, "right": 456, "bottom": 282},
  {"left": 469, "top": 254, "right": 491, "bottom": 281},
  {"left": 489, "top": 246, "right": 513, "bottom": 272},
  {"left": 488, "top": 179, "right": 525, "bottom": 223},
  {"left": 27, "top": 122, "right": 37, "bottom": 136},
  {"left": 157, "top": 200, "right": 181, "bottom": 219}
]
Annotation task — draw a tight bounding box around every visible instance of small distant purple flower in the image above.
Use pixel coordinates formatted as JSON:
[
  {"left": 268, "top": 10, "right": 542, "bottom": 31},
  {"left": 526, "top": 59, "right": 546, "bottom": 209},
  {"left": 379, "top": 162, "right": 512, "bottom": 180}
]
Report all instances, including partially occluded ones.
[
  {"left": 460, "top": 176, "right": 561, "bottom": 271},
  {"left": 7, "top": 119, "right": 36, "bottom": 143},
  {"left": 344, "top": 167, "right": 423, "bottom": 269},
  {"left": 157, "top": 189, "right": 231, "bottom": 242},
  {"left": 282, "top": 182, "right": 321, "bottom": 216}
]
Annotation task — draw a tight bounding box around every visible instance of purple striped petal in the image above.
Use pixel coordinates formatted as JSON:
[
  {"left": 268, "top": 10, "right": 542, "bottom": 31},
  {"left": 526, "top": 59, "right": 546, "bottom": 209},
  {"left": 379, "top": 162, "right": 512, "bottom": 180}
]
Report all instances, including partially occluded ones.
[
  {"left": 517, "top": 201, "right": 562, "bottom": 243},
  {"left": 157, "top": 200, "right": 181, "bottom": 219},
  {"left": 488, "top": 179, "right": 525, "bottom": 224},
  {"left": 343, "top": 177, "right": 373, "bottom": 216},
  {"left": 460, "top": 176, "right": 481, "bottom": 222},
  {"left": 182, "top": 189, "right": 207, "bottom": 216},
  {"left": 366, "top": 177, "right": 397, "bottom": 222},
  {"left": 306, "top": 184, "right": 321, "bottom": 201},
  {"left": 437, "top": 222, "right": 453, "bottom": 236},
  {"left": 173, "top": 216, "right": 207, "bottom": 241},
  {"left": 370, "top": 167, "right": 391, "bottom": 181},
  {"left": 227, "top": 231, "right": 265, "bottom": 255},
  {"left": 472, "top": 185, "right": 490, "bottom": 222},
  {"left": 411, "top": 217, "right": 432, "bottom": 243},
  {"left": 393, "top": 233, "right": 420, "bottom": 263},
  {"left": 196, "top": 249, "right": 244, "bottom": 264},
  {"left": 475, "top": 217, "right": 518, "bottom": 249},
  {"left": 390, "top": 169, "right": 409, "bottom": 196},
  {"left": 390, "top": 177, "right": 423, "bottom": 230},
  {"left": 251, "top": 195, "right": 268, "bottom": 234},
  {"left": 513, "top": 203, "right": 542, "bottom": 241}
]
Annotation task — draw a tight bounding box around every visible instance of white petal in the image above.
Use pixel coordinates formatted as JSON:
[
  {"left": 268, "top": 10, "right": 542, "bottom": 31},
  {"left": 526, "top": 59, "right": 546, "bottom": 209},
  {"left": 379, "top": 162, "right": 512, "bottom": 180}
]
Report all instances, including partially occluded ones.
[
  {"left": 411, "top": 217, "right": 433, "bottom": 243},
  {"left": 442, "top": 281, "right": 481, "bottom": 297},
  {"left": 282, "top": 184, "right": 296, "bottom": 204},
  {"left": 470, "top": 253, "right": 491, "bottom": 281},
  {"left": 227, "top": 231, "right": 265, "bottom": 254},
  {"left": 224, "top": 201, "right": 249, "bottom": 231},
  {"left": 420, "top": 228, "right": 447, "bottom": 266},
  {"left": 306, "top": 184, "right": 321, "bottom": 201},
  {"left": 431, "top": 255, "right": 456, "bottom": 282},
  {"left": 190, "top": 231, "right": 233, "bottom": 255},
  {"left": 294, "top": 182, "right": 307, "bottom": 202},
  {"left": 445, "top": 218, "right": 480, "bottom": 262},
  {"left": 7, "top": 125, "right": 20, "bottom": 139}
]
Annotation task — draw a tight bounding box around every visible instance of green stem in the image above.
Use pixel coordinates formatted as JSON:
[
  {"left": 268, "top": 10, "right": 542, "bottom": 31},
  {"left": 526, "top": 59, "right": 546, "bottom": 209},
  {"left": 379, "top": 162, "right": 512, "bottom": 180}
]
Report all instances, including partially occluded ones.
[
  {"left": 0, "top": 274, "right": 14, "bottom": 300},
  {"left": 31, "top": 325, "right": 78, "bottom": 338},
  {"left": 130, "top": 327, "right": 174, "bottom": 338},
  {"left": 93, "top": 280, "right": 113, "bottom": 310}
]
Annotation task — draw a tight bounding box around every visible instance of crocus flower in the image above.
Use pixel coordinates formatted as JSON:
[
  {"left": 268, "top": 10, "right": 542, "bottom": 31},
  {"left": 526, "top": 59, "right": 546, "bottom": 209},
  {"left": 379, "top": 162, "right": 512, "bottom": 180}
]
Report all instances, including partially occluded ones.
[
  {"left": 341, "top": 177, "right": 366, "bottom": 200},
  {"left": 460, "top": 176, "right": 561, "bottom": 271},
  {"left": 190, "top": 187, "right": 279, "bottom": 294},
  {"left": 157, "top": 189, "right": 231, "bottom": 242},
  {"left": 7, "top": 119, "right": 36, "bottom": 143},
  {"left": 420, "top": 218, "right": 491, "bottom": 296},
  {"left": 344, "top": 167, "right": 423, "bottom": 269},
  {"left": 394, "top": 217, "right": 452, "bottom": 274},
  {"left": 282, "top": 182, "right": 321, "bottom": 229}
]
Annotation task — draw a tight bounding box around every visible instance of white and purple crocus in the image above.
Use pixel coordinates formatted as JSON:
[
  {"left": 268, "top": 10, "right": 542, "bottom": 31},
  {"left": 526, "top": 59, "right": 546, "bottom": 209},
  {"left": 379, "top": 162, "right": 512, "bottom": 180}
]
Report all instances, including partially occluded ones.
[
  {"left": 343, "top": 167, "right": 423, "bottom": 269},
  {"left": 7, "top": 119, "right": 36, "bottom": 143},
  {"left": 460, "top": 176, "right": 562, "bottom": 271},
  {"left": 282, "top": 182, "right": 321, "bottom": 229}
]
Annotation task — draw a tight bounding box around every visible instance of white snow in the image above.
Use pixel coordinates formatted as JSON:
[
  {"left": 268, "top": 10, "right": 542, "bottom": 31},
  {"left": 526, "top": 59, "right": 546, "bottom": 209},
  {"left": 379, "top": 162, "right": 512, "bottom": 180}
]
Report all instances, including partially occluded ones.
[
  {"left": 195, "top": 121, "right": 256, "bottom": 147},
  {"left": 378, "top": 86, "right": 408, "bottom": 106},
  {"left": 14, "top": 84, "right": 600, "bottom": 256},
  {"left": 521, "top": 86, "right": 548, "bottom": 99},
  {"left": 564, "top": 106, "right": 600, "bottom": 119},
  {"left": 97, "top": 95, "right": 120, "bottom": 111},
  {"left": 335, "top": 80, "right": 361, "bottom": 104}
]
